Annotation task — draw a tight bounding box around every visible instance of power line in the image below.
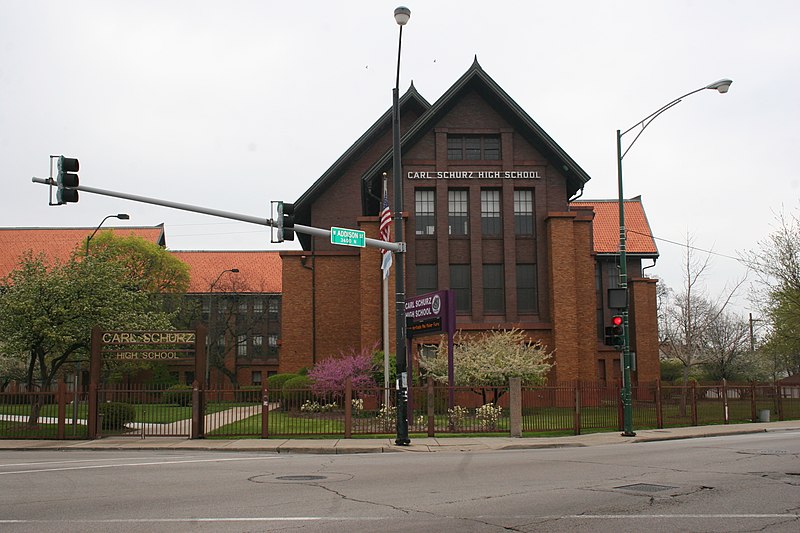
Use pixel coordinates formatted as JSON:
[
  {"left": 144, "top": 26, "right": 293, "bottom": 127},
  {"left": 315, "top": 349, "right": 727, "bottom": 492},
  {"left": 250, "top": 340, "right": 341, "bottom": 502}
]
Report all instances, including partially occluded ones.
[{"left": 627, "top": 228, "right": 759, "bottom": 268}]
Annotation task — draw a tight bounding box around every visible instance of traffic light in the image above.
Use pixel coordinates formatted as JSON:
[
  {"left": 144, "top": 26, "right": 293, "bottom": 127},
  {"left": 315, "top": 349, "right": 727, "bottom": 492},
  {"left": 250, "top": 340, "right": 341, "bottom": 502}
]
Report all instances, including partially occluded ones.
[
  {"left": 276, "top": 201, "right": 295, "bottom": 242},
  {"left": 56, "top": 156, "right": 79, "bottom": 204},
  {"left": 606, "top": 315, "right": 625, "bottom": 349}
]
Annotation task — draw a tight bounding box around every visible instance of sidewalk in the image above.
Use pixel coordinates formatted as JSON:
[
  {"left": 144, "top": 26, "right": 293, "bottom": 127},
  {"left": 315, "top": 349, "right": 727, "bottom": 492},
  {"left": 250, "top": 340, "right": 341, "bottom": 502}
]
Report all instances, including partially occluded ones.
[{"left": 1, "top": 420, "right": 798, "bottom": 454}]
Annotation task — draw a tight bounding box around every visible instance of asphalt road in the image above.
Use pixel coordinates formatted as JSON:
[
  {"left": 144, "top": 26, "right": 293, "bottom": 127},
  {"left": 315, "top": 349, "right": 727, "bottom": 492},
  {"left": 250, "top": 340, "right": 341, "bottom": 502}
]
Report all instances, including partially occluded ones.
[{"left": 1, "top": 431, "right": 799, "bottom": 532}]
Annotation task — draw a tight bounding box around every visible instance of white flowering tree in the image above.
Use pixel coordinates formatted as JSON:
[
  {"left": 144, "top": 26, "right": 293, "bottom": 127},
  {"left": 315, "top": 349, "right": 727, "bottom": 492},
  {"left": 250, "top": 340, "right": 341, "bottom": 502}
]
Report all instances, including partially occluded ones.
[{"left": 419, "top": 328, "right": 552, "bottom": 404}]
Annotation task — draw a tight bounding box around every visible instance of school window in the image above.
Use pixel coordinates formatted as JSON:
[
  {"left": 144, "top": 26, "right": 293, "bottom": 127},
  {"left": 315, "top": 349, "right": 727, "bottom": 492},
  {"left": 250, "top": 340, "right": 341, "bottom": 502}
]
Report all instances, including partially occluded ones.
[
  {"left": 253, "top": 299, "right": 264, "bottom": 314},
  {"left": 237, "top": 335, "right": 247, "bottom": 357},
  {"left": 447, "top": 134, "right": 501, "bottom": 160},
  {"left": 450, "top": 264, "right": 471, "bottom": 313},
  {"left": 268, "top": 335, "right": 279, "bottom": 354},
  {"left": 516, "top": 264, "right": 538, "bottom": 313},
  {"left": 480, "top": 189, "right": 501, "bottom": 235},
  {"left": 268, "top": 298, "right": 279, "bottom": 317},
  {"left": 238, "top": 301, "right": 248, "bottom": 314},
  {"left": 514, "top": 189, "right": 534, "bottom": 235},
  {"left": 416, "top": 264, "right": 437, "bottom": 295},
  {"left": 252, "top": 335, "right": 263, "bottom": 355},
  {"left": 483, "top": 264, "right": 505, "bottom": 313},
  {"left": 415, "top": 189, "right": 435, "bottom": 235},
  {"left": 252, "top": 371, "right": 262, "bottom": 386},
  {"left": 448, "top": 190, "right": 468, "bottom": 236}
]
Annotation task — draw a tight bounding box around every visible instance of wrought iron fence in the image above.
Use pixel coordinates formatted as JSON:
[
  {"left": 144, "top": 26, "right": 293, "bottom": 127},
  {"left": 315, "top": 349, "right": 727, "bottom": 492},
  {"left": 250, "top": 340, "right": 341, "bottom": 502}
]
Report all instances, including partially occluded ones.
[{"left": 2, "top": 380, "right": 798, "bottom": 440}]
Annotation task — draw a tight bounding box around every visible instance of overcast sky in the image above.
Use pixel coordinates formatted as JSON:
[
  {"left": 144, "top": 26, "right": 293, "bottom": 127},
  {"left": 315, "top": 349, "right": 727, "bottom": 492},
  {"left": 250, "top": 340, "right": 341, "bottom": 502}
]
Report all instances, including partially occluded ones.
[{"left": 2, "top": 1, "right": 798, "bottom": 316}]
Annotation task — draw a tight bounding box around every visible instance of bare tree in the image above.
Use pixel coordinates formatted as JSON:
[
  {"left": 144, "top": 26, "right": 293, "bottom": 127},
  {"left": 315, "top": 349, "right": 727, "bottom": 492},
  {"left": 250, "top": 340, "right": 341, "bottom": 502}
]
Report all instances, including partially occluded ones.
[{"left": 659, "top": 235, "right": 746, "bottom": 413}]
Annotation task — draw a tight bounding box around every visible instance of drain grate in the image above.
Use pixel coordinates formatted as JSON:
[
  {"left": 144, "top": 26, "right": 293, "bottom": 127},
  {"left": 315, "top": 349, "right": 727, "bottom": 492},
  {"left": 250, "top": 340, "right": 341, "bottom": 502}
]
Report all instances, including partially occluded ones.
[
  {"left": 615, "top": 483, "right": 677, "bottom": 493},
  {"left": 275, "top": 475, "right": 328, "bottom": 481}
]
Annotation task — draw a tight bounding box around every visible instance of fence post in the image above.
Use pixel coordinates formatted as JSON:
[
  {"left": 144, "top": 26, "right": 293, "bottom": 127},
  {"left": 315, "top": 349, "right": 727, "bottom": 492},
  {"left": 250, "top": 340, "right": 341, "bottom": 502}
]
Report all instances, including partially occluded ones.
[
  {"left": 690, "top": 381, "right": 698, "bottom": 426},
  {"left": 573, "top": 382, "right": 581, "bottom": 436},
  {"left": 191, "top": 381, "right": 202, "bottom": 439},
  {"left": 509, "top": 377, "right": 521, "bottom": 437},
  {"left": 655, "top": 380, "right": 663, "bottom": 429},
  {"left": 88, "top": 382, "right": 98, "bottom": 439},
  {"left": 427, "top": 376, "right": 435, "bottom": 437},
  {"left": 57, "top": 380, "right": 66, "bottom": 440},
  {"left": 722, "top": 379, "right": 729, "bottom": 424},
  {"left": 261, "top": 382, "right": 269, "bottom": 439},
  {"left": 344, "top": 377, "right": 352, "bottom": 439},
  {"left": 750, "top": 382, "right": 757, "bottom": 422}
]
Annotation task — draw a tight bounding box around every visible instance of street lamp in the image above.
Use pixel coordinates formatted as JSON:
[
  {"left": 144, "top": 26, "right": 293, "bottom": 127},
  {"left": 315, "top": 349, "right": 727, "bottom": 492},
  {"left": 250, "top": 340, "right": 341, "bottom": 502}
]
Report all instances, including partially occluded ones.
[
  {"left": 617, "top": 78, "right": 732, "bottom": 437},
  {"left": 85, "top": 213, "right": 130, "bottom": 256},
  {"left": 392, "top": 5, "right": 411, "bottom": 446},
  {"left": 208, "top": 268, "right": 239, "bottom": 386}
]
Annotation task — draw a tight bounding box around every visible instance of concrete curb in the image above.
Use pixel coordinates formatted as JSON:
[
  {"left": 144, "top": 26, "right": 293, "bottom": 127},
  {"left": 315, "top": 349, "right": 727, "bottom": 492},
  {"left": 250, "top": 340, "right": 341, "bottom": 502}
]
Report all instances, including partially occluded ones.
[{"left": 1, "top": 422, "right": 797, "bottom": 455}]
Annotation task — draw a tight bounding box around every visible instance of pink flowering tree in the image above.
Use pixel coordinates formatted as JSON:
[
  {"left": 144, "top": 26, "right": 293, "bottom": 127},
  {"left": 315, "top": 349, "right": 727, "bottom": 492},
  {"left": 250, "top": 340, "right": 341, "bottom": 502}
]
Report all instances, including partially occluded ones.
[{"left": 308, "top": 348, "right": 377, "bottom": 401}]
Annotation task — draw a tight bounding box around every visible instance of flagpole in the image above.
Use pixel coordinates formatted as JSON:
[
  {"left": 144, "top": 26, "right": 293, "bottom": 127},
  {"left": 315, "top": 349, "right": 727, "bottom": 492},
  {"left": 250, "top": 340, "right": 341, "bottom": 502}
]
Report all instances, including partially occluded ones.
[{"left": 382, "top": 174, "right": 391, "bottom": 409}]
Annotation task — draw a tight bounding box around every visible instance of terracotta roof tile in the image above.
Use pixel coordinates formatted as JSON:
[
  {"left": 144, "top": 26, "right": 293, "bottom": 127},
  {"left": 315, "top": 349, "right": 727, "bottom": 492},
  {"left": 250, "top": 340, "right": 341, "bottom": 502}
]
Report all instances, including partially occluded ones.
[
  {"left": 0, "top": 226, "right": 165, "bottom": 277},
  {"left": 170, "top": 251, "right": 281, "bottom": 294},
  {"left": 571, "top": 199, "right": 659, "bottom": 256}
]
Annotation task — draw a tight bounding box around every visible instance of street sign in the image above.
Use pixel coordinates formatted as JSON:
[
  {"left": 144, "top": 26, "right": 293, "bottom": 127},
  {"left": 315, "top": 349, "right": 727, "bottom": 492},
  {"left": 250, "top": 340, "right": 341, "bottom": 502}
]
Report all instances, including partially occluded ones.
[{"left": 330, "top": 227, "right": 366, "bottom": 248}]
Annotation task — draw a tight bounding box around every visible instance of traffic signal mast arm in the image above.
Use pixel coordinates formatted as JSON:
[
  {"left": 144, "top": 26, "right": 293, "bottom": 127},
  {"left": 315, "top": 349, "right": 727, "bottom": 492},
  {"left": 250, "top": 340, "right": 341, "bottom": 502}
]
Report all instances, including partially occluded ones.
[{"left": 31, "top": 177, "right": 405, "bottom": 253}]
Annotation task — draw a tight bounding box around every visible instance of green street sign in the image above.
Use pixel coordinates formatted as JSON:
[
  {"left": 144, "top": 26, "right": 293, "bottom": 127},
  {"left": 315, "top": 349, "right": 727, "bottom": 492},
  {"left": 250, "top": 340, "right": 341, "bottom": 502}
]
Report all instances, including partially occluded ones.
[{"left": 330, "top": 227, "right": 366, "bottom": 248}]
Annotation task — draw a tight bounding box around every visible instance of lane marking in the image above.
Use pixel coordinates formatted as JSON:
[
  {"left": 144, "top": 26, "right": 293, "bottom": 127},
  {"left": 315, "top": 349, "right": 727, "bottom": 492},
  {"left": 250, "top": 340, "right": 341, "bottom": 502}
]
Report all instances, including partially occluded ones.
[
  {"left": 567, "top": 514, "right": 800, "bottom": 519},
  {"left": 0, "top": 455, "right": 210, "bottom": 468},
  {"left": 0, "top": 517, "right": 385, "bottom": 524},
  {"left": 0, "top": 456, "right": 276, "bottom": 475}
]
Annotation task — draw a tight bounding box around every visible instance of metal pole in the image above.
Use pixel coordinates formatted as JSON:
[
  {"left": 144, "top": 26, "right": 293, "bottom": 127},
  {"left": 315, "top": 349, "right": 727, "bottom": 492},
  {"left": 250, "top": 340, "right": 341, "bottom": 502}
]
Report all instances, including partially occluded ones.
[
  {"left": 393, "top": 21, "right": 410, "bottom": 446},
  {"left": 617, "top": 129, "right": 635, "bottom": 437},
  {"left": 31, "top": 178, "right": 403, "bottom": 253}
]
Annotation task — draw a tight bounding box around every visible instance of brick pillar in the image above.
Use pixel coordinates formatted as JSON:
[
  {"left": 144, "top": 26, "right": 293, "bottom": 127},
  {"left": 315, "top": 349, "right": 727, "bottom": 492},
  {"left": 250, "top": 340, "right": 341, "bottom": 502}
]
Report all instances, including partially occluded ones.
[
  {"left": 630, "top": 277, "right": 659, "bottom": 384},
  {"left": 545, "top": 213, "right": 579, "bottom": 382},
  {"left": 572, "top": 209, "right": 598, "bottom": 381},
  {"left": 278, "top": 252, "right": 314, "bottom": 373}
]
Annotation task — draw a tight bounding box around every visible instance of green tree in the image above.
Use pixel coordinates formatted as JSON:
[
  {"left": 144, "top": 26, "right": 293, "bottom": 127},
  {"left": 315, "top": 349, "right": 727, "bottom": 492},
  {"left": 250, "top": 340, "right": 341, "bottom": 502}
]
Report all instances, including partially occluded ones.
[
  {"left": 746, "top": 211, "right": 800, "bottom": 377},
  {"left": 83, "top": 232, "right": 190, "bottom": 293},
  {"left": 0, "top": 251, "right": 174, "bottom": 424},
  {"left": 419, "top": 329, "right": 552, "bottom": 403}
]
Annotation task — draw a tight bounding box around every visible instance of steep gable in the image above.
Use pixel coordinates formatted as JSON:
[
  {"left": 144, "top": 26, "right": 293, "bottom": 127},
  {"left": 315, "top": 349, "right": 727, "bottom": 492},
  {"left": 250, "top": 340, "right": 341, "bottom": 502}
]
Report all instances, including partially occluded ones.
[{"left": 360, "top": 58, "right": 592, "bottom": 199}]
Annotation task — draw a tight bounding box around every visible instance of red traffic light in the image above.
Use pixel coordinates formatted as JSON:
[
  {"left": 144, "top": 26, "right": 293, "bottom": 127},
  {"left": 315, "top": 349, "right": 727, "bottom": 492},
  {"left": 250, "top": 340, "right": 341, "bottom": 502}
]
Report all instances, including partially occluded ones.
[{"left": 611, "top": 315, "right": 623, "bottom": 327}]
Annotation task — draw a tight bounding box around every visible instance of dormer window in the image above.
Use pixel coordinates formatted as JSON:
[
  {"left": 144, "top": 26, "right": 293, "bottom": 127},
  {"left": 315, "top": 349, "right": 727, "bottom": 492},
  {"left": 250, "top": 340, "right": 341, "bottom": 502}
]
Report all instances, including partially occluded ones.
[{"left": 447, "top": 134, "right": 501, "bottom": 160}]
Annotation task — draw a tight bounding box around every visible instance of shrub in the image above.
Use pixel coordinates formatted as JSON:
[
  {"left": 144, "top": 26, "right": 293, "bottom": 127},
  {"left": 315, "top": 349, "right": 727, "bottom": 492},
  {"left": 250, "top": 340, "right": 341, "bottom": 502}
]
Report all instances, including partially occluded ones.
[
  {"left": 308, "top": 351, "right": 377, "bottom": 400},
  {"left": 267, "top": 373, "right": 299, "bottom": 391},
  {"left": 475, "top": 402, "right": 503, "bottom": 430},
  {"left": 162, "top": 384, "right": 193, "bottom": 406},
  {"left": 98, "top": 402, "right": 136, "bottom": 430},
  {"left": 448, "top": 405, "right": 469, "bottom": 430},
  {"left": 282, "top": 375, "right": 313, "bottom": 411},
  {"left": 377, "top": 404, "right": 396, "bottom": 431}
]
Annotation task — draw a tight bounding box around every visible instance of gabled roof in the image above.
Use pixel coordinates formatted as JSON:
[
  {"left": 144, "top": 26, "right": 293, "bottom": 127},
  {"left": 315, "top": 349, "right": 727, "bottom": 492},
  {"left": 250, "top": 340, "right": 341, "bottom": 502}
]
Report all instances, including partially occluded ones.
[
  {"left": 571, "top": 198, "right": 659, "bottom": 257},
  {"left": 170, "top": 251, "right": 281, "bottom": 294},
  {"left": 0, "top": 225, "right": 166, "bottom": 278},
  {"left": 360, "top": 58, "right": 592, "bottom": 197},
  {"left": 294, "top": 83, "right": 431, "bottom": 214}
]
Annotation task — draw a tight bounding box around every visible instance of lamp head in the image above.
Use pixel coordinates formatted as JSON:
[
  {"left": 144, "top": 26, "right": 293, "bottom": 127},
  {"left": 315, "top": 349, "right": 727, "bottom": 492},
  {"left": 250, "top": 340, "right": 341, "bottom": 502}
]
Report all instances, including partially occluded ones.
[
  {"left": 394, "top": 6, "right": 411, "bottom": 26},
  {"left": 230, "top": 268, "right": 240, "bottom": 273},
  {"left": 706, "top": 79, "right": 733, "bottom": 93},
  {"left": 116, "top": 213, "right": 130, "bottom": 220}
]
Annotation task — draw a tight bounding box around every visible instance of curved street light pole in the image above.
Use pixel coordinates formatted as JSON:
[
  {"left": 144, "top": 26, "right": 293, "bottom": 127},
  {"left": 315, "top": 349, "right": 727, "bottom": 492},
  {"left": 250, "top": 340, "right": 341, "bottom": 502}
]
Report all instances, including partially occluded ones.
[
  {"left": 392, "top": 6, "right": 411, "bottom": 447},
  {"left": 617, "top": 79, "right": 732, "bottom": 437},
  {"left": 85, "top": 213, "right": 130, "bottom": 256}
]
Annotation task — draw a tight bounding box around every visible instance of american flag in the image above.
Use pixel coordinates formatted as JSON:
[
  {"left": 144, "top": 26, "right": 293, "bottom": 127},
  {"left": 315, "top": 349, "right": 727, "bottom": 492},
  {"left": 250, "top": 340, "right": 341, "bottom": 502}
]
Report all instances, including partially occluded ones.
[{"left": 380, "top": 190, "right": 392, "bottom": 279}]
